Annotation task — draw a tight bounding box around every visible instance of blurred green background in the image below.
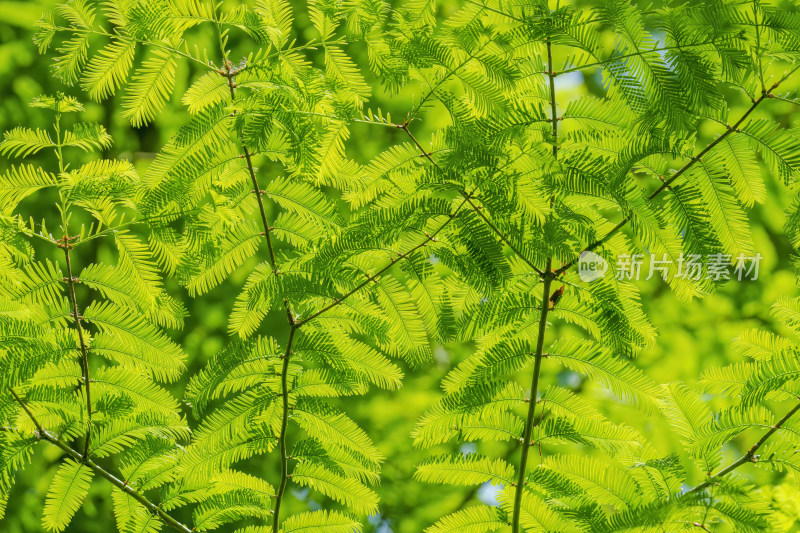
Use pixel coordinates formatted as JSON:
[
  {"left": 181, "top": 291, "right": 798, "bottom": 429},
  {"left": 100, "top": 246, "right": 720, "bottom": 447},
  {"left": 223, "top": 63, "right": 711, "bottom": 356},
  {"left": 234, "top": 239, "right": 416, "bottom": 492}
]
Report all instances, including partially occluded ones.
[{"left": 2, "top": 1, "right": 800, "bottom": 531}]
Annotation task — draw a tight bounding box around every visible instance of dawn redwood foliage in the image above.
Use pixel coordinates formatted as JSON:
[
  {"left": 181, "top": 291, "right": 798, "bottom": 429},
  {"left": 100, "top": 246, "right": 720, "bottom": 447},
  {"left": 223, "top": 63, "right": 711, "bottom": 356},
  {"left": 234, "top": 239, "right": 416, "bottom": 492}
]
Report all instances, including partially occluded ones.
[
  {"left": 3, "top": 0, "right": 800, "bottom": 532},
  {"left": 0, "top": 94, "right": 190, "bottom": 532}
]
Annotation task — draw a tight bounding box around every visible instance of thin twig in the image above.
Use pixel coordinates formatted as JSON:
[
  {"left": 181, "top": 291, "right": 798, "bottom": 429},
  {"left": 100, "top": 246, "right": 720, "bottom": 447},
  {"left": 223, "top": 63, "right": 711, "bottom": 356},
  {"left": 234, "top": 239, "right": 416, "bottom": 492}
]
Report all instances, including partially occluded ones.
[
  {"left": 272, "top": 316, "right": 297, "bottom": 533},
  {"left": 512, "top": 39, "right": 560, "bottom": 532},
  {"left": 295, "top": 202, "right": 466, "bottom": 327},
  {"left": 409, "top": 41, "right": 493, "bottom": 120},
  {"left": 682, "top": 400, "right": 800, "bottom": 498},
  {"left": 223, "top": 66, "right": 278, "bottom": 270},
  {"left": 61, "top": 238, "right": 93, "bottom": 459},
  {"left": 213, "top": 25, "right": 288, "bottom": 529},
  {"left": 399, "top": 123, "right": 545, "bottom": 277},
  {"left": 8, "top": 388, "right": 192, "bottom": 533},
  {"left": 52, "top": 100, "right": 93, "bottom": 461},
  {"left": 554, "top": 81, "right": 781, "bottom": 277}
]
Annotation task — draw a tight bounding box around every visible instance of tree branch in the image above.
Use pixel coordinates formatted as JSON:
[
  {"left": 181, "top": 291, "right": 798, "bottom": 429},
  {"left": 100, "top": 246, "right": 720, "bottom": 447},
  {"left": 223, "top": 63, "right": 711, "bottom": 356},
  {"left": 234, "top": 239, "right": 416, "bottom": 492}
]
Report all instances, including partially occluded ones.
[
  {"left": 399, "top": 123, "right": 545, "bottom": 277},
  {"left": 272, "top": 319, "right": 297, "bottom": 533},
  {"left": 60, "top": 237, "right": 92, "bottom": 459},
  {"left": 223, "top": 63, "right": 278, "bottom": 270},
  {"left": 214, "top": 28, "right": 289, "bottom": 529},
  {"left": 682, "top": 400, "right": 800, "bottom": 499},
  {"left": 554, "top": 83, "right": 778, "bottom": 277},
  {"left": 512, "top": 39, "right": 559, "bottom": 532},
  {"left": 8, "top": 388, "right": 192, "bottom": 533},
  {"left": 297, "top": 108, "right": 555, "bottom": 328}
]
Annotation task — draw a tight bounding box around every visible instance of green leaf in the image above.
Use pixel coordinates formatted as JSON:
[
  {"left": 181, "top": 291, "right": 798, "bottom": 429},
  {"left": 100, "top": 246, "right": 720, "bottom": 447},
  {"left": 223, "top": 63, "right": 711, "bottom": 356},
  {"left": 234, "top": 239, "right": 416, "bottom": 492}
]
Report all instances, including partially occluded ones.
[
  {"left": 122, "top": 48, "right": 177, "bottom": 127},
  {"left": 83, "top": 301, "right": 186, "bottom": 382},
  {"left": 0, "top": 127, "right": 54, "bottom": 158},
  {"left": 0, "top": 164, "right": 56, "bottom": 213},
  {"left": 548, "top": 337, "right": 662, "bottom": 413},
  {"left": 43, "top": 459, "right": 93, "bottom": 532},
  {"left": 426, "top": 506, "right": 506, "bottom": 533},
  {"left": 415, "top": 454, "right": 515, "bottom": 486},
  {"left": 291, "top": 462, "right": 379, "bottom": 515},
  {"left": 81, "top": 38, "right": 136, "bottom": 100}
]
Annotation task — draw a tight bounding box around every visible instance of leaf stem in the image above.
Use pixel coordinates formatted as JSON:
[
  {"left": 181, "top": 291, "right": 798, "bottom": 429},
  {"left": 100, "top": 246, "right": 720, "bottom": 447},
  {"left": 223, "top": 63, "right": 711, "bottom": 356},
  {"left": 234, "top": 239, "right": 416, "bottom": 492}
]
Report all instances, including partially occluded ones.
[
  {"left": 223, "top": 67, "right": 278, "bottom": 270},
  {"left": 61, "top": 238, "right": 93, "bottom": 459},
  {"left": 399, "top": 124, "right": 545, "bottom": 276},
  {"left": 547, "top": 40, "right": 559, "bottom": 162},
  {"left": 295, "top": 201, "right": 467, "bottom": 327},
  {"left": 409, "top": 42, "right": 492, "bottom": 120},
  {"left": 272, "top": 320, "right": 297, "bottom": 532},
  {"left": 556, "top": 42, "right": 716, "bottom": 76},
  {"left": 682, "top": 400, "right": 800, "bottom": 499},
  {"left": 512, "top": 39, "right": 559, "bottom": 532},
  {"left": 8, "top": 388, "right": 192, "bottom": 533},
  {"left": 554, "top": 85, "right": 774, "bottom": 277},
  {"left": 50, "top": 25, "right": 215, "bottom": 72}
]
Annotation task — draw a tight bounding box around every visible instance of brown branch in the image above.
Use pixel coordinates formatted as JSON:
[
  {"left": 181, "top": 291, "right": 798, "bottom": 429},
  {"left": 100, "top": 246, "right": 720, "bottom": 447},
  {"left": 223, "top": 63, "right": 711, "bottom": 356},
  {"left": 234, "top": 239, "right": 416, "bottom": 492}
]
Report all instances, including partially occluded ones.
[
  {"left": 214, "top": 28, "right": 287, "bottom": 529},
  {"left": 8, "top": 388, "right": 192, "bottom": 533},
  {"left": 554, "top": 87, "right": 774, "bottom": 277},
  {"left": 223, "top": 64, "right": 278, "bottom": 270},
  {"left": 398, "top": 123, "right": 545, "bottom": 277},
  {"left": 682, "top": 400, "right": 800, "bottom": 499},
  {"left": 61, "top": 237, "right": 92, "bottom": 459},
  {"left": 271, "top": 316, "right": 297, "bottom": 533}
]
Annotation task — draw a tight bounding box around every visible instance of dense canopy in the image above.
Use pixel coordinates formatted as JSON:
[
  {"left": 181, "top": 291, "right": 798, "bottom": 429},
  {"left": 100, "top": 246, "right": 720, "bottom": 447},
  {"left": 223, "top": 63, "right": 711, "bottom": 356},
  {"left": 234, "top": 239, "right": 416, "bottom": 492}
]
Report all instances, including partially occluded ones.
[{"left": 3, "top": 0, "right": 800, "bottom": 532}]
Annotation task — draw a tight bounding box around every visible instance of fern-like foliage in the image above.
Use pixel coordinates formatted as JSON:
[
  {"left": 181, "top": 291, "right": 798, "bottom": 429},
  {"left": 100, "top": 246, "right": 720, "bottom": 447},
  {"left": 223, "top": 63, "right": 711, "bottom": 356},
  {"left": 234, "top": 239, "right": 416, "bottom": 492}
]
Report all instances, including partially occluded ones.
[
  {"left": 18, "top": 0, "right": 800, "bottom": 532},
  {"left": 366, "top": 1, "right": 800, "bottom": 532},
  {"left": 38, "top": 0, "right": 439, "bottom": 531},
  {"left": 0, "top": 94, "right": 189, "bottom": 532}
]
